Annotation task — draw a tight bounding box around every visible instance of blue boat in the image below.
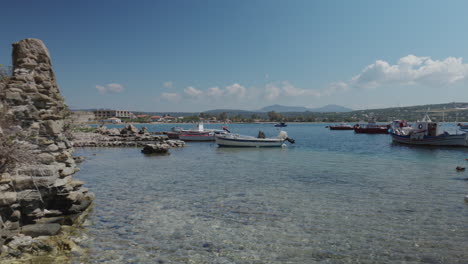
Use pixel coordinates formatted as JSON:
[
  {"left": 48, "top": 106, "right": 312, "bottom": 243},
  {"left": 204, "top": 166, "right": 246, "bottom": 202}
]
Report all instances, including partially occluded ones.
[{"left": 274, "top": 122, "right": 287, "bottom": 127}]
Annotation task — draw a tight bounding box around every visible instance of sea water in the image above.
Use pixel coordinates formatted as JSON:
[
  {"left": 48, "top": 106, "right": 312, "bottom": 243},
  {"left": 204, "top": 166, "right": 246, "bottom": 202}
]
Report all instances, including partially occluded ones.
[{"left": 72, "top": 123, "right": 468, "bottom": 263}]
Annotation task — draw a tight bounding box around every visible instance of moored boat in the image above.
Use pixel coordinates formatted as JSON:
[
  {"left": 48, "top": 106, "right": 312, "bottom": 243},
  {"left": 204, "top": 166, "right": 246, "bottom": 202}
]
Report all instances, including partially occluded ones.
[
  {"left": 274, "top": 122, "right": 287, "bottom": 127},
  {"left": 329, "top": 124, "right": 354, "bottom": 130},
  {"left": 167, "top": 122, "right": 227, "bottom": 141},
  {"left": 354, "top": 121, "right": 389, "bottom": 134},
  {"left": 457, "top": 123, "right": 468, "bottom": 131},
  {"left": 390, "top": 115, "right": 468, "bottom": 146},
  {"left": 179, "top": 131, "right": 215, "bottom": 141},
  {"left": 215, "top": 131, "right": 295, "bottom": 147}
]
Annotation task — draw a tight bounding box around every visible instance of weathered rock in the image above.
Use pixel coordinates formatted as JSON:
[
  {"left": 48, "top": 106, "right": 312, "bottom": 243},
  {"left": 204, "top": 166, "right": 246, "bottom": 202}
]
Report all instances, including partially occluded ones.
[
  {"left": 108, "top": 128, "right": 120, "bottom": 135},
  {"left": 10, "top": 210, "right": 21, "bottom": 222},
  {"left": 120, "top": 124, "right": 139, "bottom": 135},
  {"left": 6, "top": 235, "right": 34, "bottom": 250},
  {"left": 37, "top": 153, "right": 55, "bottom": 164},
  {"left": 139, "top": 126, "right": 149, "bottom": 135},
  {"left": 41, "top": 120, "right": 63, "bottom": 135},
  {"left": 5, "top": 91, "right": 23, "bottom": 102},
  {"left": 20, "top": 224, "right": 61, "bottom": 237},
  {"left": 67, "top": 196, "right": 93, "bottom": 214},
  {"left": 45, "top": 143, "right": 59, "bottom": 152},
  {"left": 34, "top": 216, "right": 64, "bottom": 224},
  {"left": 4, "top": 221, "right": 20, "bottom": 230},
  {"left": 12, "top": 176, "right": 58, "bottom": 191},
  {"left": 59, "top": 167, "right": 75, "bottom": 177},
  {"left": 96, "top": 125, "right": 108, "bottom": 134},
  {"left": 141, "top": 144, "right": 170, "bottom": 154},
  {"left": 0, "top": 192, "right": 17, "bottom": 207},
  {"left": 0, "top": 173, "right": 13, "bottom": 184}
]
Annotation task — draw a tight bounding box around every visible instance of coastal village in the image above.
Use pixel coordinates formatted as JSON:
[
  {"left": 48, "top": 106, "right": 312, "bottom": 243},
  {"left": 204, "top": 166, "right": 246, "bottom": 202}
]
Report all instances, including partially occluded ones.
[{"left": 74, "top": 101, "right": 468, "bottom": 126}]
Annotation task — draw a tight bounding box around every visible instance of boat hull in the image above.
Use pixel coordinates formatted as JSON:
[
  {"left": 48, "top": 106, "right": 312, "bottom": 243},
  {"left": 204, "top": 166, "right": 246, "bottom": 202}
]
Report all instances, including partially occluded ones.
[
  {"left": 166, "top": 132, "right": 180, "bottom": 139},
  {"left": 329, "top": 127, "right": 353, "bottom": 130},
  {"left": 215, "top": 136, "right": 285, "bottom": 147},
  {"left": 354, "top": 127, "right": 389, "bottom": 134},
  {"left": 179, "top": 133, "right": 215, "bottom": 141},
  {"left": 390, "top": 133, "right": 468, "bottom": 146}
]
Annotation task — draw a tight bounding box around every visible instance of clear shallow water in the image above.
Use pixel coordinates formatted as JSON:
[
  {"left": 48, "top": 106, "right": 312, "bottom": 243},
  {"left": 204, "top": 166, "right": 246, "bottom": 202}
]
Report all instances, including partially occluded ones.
[{"left": 73, "top": 124, "right": 468, "bottom": 263}]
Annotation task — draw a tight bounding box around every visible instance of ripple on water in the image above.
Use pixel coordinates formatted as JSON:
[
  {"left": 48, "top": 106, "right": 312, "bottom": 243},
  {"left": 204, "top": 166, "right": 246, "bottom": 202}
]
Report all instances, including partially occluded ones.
[{"left": 73, "top": 124, "right": 468, "bottom": 263}]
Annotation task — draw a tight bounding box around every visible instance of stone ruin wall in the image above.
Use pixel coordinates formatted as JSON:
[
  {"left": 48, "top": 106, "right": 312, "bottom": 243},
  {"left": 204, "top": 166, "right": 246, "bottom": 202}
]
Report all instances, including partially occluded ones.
[{"left": 0, "top": 39, "right": 93, "bottom": 255}]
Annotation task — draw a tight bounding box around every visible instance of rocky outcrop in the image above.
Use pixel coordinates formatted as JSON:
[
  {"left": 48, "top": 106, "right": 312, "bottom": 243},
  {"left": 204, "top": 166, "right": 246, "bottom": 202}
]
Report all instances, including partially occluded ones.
[
  {"left": 0, "top": 38, "right": 93, "bottom": 259},
  {"left": 141, "top": 144, "right": 170, "bottom": 154},
  {"left": 120, "top": 124, "right": 139, "bottom": 135},
  {"left": 72, "top": 126, "right": 186, "bottom": 148}
]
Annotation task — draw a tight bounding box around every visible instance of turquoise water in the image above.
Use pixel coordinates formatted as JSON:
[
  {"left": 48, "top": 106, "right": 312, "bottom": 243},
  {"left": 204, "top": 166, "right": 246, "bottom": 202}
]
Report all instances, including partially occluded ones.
[{"left": 73, "top": 123, "right": 468, "bottom": 263}]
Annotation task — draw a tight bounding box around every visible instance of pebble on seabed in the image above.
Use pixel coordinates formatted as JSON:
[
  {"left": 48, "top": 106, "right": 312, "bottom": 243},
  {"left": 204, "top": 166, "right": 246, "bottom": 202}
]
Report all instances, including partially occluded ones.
[{"left": 465, "top": 195, "right": 468, "bottom": 203}]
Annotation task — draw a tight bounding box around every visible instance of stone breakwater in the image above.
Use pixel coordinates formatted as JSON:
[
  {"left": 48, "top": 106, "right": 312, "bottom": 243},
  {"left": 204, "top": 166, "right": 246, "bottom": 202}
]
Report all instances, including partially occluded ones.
[
  {"left": 0, "top": 39, "right": 93, "bottom": 260},
  {"left": 72, "top": 125, "right": 186, "bottom": 148}
]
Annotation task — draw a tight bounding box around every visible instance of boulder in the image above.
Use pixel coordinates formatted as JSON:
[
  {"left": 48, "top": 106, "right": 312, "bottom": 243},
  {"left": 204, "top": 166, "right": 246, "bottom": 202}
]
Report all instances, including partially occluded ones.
[
  {"left": 108, "top": 128, "right": 120, "bottom": 135},
  {"left": 37, "top": 153, "right": 55, "bottom": 164},
  {"left": 41, "top": 120, "right": 63, "bottom": 135},
  {"left": 139, "top": 127, "right": 150, "bottom": 135},
  {"left": 96, "top": 125, "right": 108, "bottom": 134},
  {"left": 0, "top": 192, "right": 17, "bottom": 207},
  {"left": 20, "top": 224, "right": 61, "bottom": 237},
  {"left": 120, "top": 124, "right": 138, "bottom": 135},
  {"left": 141, "top": 144, "right": 170, "bottom": 154}
]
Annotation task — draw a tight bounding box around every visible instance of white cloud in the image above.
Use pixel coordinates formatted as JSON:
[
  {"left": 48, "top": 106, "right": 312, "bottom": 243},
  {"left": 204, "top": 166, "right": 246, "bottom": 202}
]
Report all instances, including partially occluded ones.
[
  {"left": 323, "top": 81, "right": 349, "bottom": 96},
  {"left": 184, "top": 86, "right": 203, "bottom": 97},
  {"left": 95, "top": 83, "right": 124, "bottom": 94},
  {"left": 281, "top": 81, "right": 320, "bottom": 97},
  {"left": 95, "top": 85, "right": 107, "bottom": 94},
  {"left": 107, "top": 83, "right": 124, "bottom": 93},
  {"left": 160, "top": 92, "right": 180, "bottom": 102},
  {"left": 225, "top": 83, "right": 246, "bottom": 98},
  {"left": 264, "top": 81, "right": 320, "bottom": 100},
  {"left": 350, "top": 55, "right": 468, "bottom": 89},
  {"left": 265, "top": 83, "right": 281, "bottom": 100},
  {"left": 163, "top": 81, "right": 173, "bottom": 88},
  {"left": 206, "top": 87, "right": 224, "bottom": 97}
]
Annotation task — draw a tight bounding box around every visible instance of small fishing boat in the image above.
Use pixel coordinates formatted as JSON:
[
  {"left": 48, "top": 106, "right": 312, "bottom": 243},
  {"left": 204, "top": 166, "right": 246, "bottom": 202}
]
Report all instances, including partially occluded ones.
[
  {"left": 179, "top": 131, "right": 215, "bottom": 141},
  {"left": 354, "top": 121, "right": 389, "bottom": 134},
  {"left": 215, "top": 131, "right": 295, "bottom": 147},
  {"left": 457, "top": 123, "right": 468, "bottom": 131},
  {"left": 168, "top": 122, "right": 227, "bottom": 141},
  {"left": 274, "top": 122, "right": 287, "bottom": 127},
  {"left": 390, "top": 114, "right": 468, "bottom": 146},
  {"left": 329, "top": 124, "right": 354, "bottom": 130}
]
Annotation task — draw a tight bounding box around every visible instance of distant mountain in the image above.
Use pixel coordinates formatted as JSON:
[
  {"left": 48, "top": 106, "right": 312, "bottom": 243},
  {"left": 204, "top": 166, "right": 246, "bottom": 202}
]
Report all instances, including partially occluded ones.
[
  {"left": 257, "top": 104, "right": 352, "bottom": 113},
  {"left": 258, "top": 104, "right": 309, "bottom": 112},
  {"left": 311, "top": 104, "right": 353, "bottom": 112}
]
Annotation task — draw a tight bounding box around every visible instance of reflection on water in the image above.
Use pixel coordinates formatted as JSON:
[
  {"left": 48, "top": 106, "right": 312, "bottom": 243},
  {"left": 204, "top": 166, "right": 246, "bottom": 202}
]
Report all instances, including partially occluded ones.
[{"left": 73, "top": 124, "right": 468, "bottom": 263}]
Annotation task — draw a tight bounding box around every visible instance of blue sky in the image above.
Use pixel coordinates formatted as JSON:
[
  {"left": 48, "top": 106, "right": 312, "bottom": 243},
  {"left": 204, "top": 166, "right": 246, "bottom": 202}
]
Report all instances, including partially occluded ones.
[{"left": 1, "top": 0, "right": 468, "bottom": 112}]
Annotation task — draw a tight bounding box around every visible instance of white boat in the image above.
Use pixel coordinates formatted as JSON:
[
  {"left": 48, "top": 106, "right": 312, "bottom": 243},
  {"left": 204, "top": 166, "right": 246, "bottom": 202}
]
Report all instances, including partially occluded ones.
[
  {"left": 177, "top": 122, "right": 227, "bottom": 141},
  {"left": 390, "top": 115, "right": 468, "bottom": 146},
  {"left": 215, "top": 131, "right": 294, "bottom": 147}
]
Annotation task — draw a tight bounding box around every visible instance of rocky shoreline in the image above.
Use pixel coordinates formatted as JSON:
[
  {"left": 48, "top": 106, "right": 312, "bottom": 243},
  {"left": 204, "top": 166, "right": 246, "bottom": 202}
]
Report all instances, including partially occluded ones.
[
  {"left": 72, "top": 124, "right": 186, "bottom": 149},
  {"left": 0, "top": 39, "right": 94, "bottom": 261}
]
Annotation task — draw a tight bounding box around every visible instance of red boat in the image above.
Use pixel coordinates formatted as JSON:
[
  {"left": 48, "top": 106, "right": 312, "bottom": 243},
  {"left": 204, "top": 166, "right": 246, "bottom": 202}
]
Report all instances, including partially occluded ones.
[
  {"left": 329, "top": 124, "right": 354, "bottom": 130},
  {"left": 354, "top": 122, "right": 390, "bottom": 134}
]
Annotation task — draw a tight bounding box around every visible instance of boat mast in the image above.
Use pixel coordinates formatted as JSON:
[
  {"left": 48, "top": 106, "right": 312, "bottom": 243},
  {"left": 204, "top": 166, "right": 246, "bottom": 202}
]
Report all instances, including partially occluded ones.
[{"left": 442, "top": 107, "right": 445, "bottom": 122}]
